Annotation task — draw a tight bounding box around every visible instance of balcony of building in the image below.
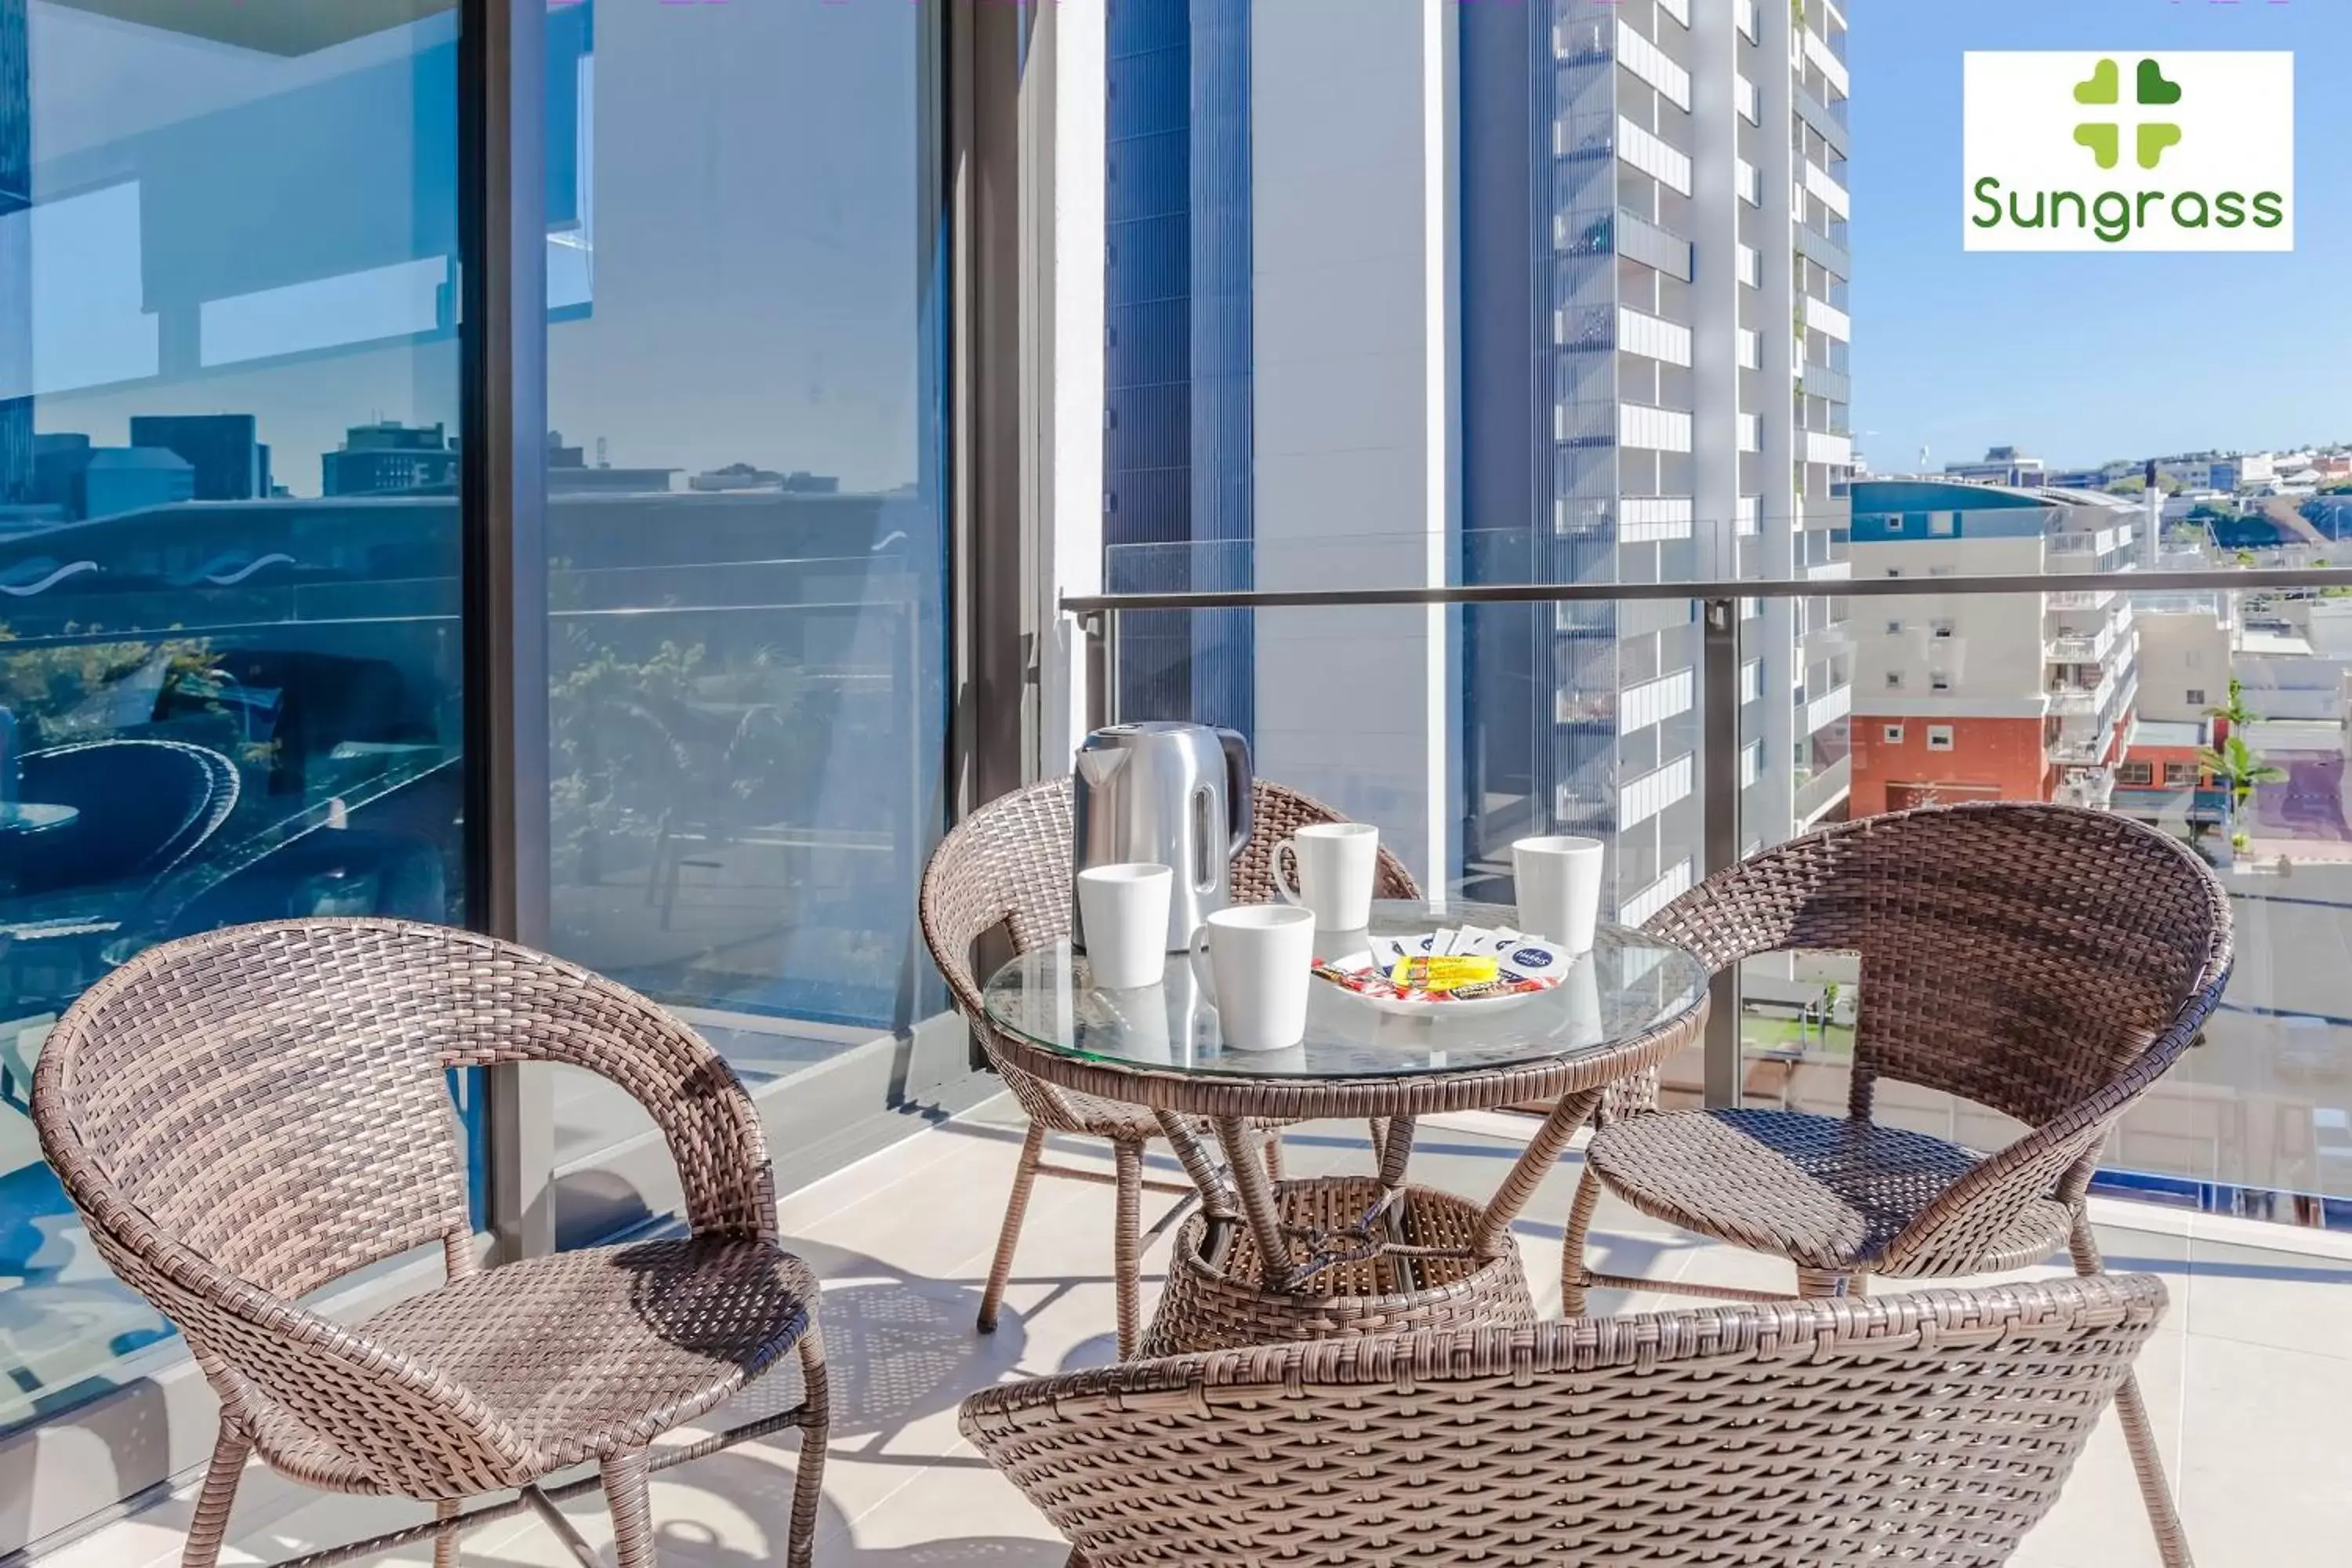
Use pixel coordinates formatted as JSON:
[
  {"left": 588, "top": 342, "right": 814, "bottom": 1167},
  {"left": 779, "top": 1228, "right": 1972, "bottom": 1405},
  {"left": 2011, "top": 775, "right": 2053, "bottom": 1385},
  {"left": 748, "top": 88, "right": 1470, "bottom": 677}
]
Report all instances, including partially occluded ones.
[
  {"left": 13, "top": 1, "right": 2352, "bottom": 1564},
  {"left": 13, "top": 566, "right": 2352, "bottom": 1568}
]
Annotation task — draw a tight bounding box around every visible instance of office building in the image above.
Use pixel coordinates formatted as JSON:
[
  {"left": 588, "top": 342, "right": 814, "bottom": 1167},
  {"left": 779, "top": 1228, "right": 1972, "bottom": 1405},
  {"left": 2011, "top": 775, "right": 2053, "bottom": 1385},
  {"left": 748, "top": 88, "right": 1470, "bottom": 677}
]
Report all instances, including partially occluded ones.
[
  {"left": 1847, "top": 480, "right": 2140, "bottom": 816},
  {"left": 2160, "top": 452, "right": 2273, "bottom": 495},
  {"left": 82, "top": 448, "right": 196, "bottom": 519},
  {"left": 321, "top": 420, "right": 459, "bottom": 496},
  {"left": 1102, "top": 0, "right": 1254, "bottom": 734},
  {"left": 31, "top": 433, "right": 200, "bottom": 521},
  {"left": 547, "top": 432, "right": 677, "bottom": 495},
  {"left": 129, "top": 413, "right": 272, "bottom": 501},
  {"left": 1944, "top": 445, "right": 2049, "bottom": 488}
]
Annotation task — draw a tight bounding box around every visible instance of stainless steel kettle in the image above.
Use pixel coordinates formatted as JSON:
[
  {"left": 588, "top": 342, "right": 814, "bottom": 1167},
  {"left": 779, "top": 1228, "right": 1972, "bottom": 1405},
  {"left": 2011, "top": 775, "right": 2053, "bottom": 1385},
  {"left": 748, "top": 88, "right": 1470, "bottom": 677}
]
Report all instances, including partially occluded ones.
[{"left": 1071, "top": 722, "right": 1254, "bottom": 952}]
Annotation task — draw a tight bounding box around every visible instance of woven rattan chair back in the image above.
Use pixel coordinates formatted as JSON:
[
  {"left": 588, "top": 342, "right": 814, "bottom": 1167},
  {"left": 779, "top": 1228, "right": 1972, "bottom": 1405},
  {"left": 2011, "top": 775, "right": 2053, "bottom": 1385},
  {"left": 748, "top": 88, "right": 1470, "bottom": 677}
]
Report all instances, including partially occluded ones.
[
  {"left": 918, "top": 774, "right": 1417, "bottom": 1127},
  {"left": 964, "top": 1273, "right": 2166, "bottom": 1568},
  {"left": 1648, "top": 802, "right": 2230, "bottom": 1132},
  {"left": 34, "top": 917, "right": 776, "bottom": 1500}
]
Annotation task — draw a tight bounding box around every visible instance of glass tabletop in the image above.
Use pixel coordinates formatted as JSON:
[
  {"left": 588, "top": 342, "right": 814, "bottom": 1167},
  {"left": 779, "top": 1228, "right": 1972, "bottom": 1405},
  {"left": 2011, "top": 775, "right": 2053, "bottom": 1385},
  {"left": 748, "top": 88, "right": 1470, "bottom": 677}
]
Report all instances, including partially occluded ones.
[{"left": 981, "top": 899, "right": 1709, "bottom": 1081}]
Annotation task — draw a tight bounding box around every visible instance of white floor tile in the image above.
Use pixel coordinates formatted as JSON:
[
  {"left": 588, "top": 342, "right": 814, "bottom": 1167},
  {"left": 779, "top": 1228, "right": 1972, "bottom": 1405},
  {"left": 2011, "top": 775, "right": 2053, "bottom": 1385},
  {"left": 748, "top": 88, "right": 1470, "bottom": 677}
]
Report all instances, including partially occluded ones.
[{"left": 38, "top": 1098, "right": 2352, "bottom": 1568}]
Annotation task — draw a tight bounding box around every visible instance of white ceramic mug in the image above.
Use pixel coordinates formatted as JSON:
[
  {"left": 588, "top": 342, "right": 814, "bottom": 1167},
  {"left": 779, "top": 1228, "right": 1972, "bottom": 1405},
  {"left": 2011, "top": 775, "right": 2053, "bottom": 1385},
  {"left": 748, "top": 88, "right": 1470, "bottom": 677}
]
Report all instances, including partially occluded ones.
[
  {"left": 1513, "top": 835, "right": 1604, "bottom": 955},
  {"left": 1189, "top": 904, "right": 1316, "bottom": 1051},
  {"left": 1076, "top": 863, "right": 1174, "bottom": 989},
  {"left": 1273, "top": 822, "right": 1380, "bottom": 932}
]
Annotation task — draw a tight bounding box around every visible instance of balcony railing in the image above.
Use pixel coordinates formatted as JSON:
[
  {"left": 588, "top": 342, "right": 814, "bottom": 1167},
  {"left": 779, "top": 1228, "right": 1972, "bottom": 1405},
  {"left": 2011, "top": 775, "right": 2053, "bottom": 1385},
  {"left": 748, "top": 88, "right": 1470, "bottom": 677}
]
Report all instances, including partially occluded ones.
[
  {"left": 1073, "top": 561, "right": 2352, "bottom": 1225},
  {"left": 2045, "top": 620, "right": 2118, "bottom": 664},
  {"left": 2048, "top": 678, "right": 2111, "bottom": 717}
]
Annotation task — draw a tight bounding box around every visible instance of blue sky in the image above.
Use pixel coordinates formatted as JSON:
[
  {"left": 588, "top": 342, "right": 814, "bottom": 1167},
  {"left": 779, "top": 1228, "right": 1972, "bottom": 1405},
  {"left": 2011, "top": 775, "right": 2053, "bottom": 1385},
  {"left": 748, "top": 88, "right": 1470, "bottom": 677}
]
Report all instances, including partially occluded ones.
[{"left": 1849, "top": 0, "right": 2350, "bottom": 473}]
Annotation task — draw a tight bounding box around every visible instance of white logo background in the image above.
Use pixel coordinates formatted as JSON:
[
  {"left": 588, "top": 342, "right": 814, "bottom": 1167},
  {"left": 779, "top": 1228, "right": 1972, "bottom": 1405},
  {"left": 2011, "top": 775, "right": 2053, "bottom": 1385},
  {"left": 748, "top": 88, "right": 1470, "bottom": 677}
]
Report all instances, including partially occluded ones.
[{"left": 1963, "top": 52, "right": 2294, "bottom": 253}]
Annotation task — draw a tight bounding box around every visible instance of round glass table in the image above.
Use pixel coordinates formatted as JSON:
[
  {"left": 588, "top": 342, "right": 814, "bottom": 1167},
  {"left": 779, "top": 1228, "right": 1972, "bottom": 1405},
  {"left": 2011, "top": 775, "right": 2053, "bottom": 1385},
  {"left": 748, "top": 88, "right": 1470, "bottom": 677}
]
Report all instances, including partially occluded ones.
[{"left": 980, "top": 898, "right": 1709, "bottom": 1352}]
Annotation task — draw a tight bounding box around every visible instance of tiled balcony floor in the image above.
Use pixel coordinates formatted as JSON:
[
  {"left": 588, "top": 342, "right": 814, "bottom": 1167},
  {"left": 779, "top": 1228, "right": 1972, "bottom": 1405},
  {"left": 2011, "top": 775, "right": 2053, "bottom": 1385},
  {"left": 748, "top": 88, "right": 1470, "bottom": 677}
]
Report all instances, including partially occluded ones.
[{"left": 44, "top": 1098, "right": 2352, "bottom": 1568}]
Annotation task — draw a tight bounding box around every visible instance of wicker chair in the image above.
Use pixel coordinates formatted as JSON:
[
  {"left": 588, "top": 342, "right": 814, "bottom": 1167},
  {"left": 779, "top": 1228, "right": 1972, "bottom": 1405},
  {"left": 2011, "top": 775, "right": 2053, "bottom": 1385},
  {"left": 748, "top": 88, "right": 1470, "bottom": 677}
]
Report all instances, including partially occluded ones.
[
  {"left": 920, "top": 775, "right": 1417, "bottom": 1359},
  {"left": 32, "top": 919, "right": 828, "bottom": 1568},
  {"left": 964, "top": 1272, "right": 2169, "bottom": 1567},
  {"left": 1561, "top": 802, "right": 2230, "bottom": 1568}
]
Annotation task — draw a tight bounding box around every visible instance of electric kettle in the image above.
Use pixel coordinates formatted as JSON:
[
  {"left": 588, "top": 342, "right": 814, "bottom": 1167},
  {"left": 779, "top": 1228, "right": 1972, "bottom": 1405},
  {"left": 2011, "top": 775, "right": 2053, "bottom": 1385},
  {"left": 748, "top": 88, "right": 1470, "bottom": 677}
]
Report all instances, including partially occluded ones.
[{"left": 1071, "top": 722, "right": 1253, "bottom": 952}]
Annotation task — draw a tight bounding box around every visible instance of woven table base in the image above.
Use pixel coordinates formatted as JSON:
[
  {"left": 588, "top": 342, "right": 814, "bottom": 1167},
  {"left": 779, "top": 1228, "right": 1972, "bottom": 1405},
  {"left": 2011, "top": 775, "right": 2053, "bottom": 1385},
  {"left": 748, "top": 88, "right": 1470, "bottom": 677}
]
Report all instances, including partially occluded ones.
[{"left": 1140, "top": 1176, "right": 1536, "bottom": 1357}]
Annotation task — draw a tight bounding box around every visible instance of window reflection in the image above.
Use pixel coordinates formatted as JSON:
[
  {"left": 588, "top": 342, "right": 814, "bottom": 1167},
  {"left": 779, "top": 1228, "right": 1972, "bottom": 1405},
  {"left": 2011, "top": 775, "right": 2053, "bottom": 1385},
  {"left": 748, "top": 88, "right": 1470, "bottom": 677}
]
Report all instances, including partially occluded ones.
[
  {"left": 536, "top": 0, "right": 949, "bottom": 1201},
  {"left": 0, "top": 1, "right": 467, "bottom": 1433}
]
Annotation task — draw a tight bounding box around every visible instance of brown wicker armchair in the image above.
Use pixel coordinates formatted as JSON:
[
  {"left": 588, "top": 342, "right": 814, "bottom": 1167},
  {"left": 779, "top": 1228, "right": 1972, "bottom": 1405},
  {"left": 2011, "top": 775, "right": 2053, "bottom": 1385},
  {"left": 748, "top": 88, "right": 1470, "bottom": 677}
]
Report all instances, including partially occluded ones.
[
  {"left": 32, "top": 919, "right": 828, "bottom": 1568},
  {"left": 919, "top": 775, "right": 1417, "bottom": 1358},
  {"left": 963, "top": 1273, "right": 2169, "bottom": 1567},
  {"left": 1562, "top": 802, "right": 2230, "bottom": 1568}
]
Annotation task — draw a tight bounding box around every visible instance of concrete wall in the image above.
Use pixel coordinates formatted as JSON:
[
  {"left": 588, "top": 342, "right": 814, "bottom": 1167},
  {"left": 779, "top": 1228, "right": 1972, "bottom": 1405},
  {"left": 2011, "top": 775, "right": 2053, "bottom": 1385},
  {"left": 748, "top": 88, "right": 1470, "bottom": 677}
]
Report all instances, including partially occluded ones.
[
  {"left": 2238, "top": 653, "right": 2352, "bottom": 723},
  {"left": 2137, "top": 608, "right": 2233, "bottom": 724},
  {"left": 1850, "top": 535, "right": 2046, "bottom": 710}
]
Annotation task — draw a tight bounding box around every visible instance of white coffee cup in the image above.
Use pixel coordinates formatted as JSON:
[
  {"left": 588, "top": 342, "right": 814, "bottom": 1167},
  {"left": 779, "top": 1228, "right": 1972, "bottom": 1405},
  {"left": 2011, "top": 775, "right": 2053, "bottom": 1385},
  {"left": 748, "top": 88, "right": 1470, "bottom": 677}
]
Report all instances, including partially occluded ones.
[
  {"left": 1076, "top": 863, "right": 1175, "bottom": 990},
  {"left": 1189, "top": 904, "right": 1316, "bottom": 1051},
  {"left": 1513, "top": 835, "right": 1604, "bottom": 955},
  {"left": 1273, "top": 822, "right": 1380, "bottom": 932}
]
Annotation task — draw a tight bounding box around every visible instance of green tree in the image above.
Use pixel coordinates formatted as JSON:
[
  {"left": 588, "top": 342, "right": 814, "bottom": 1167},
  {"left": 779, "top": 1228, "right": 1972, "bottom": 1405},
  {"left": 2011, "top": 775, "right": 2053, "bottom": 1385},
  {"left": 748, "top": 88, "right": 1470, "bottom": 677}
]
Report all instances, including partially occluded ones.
[
  {"left": 2204, "top": 676, "right": 2259, "bottom": 732},
  {"left": 2198, "top": 732, "right": 2286, "bottom": 818}
]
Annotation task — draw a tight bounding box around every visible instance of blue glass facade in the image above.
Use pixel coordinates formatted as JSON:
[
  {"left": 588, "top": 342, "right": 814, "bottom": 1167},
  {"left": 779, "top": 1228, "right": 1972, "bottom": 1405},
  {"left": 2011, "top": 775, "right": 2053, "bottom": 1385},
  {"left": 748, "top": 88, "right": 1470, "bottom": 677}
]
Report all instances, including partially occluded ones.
[
  {"left": 1103, "top": 0, "right": 1253, "bottom": 737},
  {"left": 2, "top": 0, "right": 27, "bottom": 513}
]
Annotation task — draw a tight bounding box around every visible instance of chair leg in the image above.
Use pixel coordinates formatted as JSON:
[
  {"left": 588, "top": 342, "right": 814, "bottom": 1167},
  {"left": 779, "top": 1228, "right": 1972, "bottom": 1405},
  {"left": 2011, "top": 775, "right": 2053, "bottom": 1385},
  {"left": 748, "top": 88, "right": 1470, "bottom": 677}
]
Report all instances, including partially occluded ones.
[
  {"left": 601, "top": 1450, "right": 656, "bottom": 1568},
  {"left": 1795, "top": 1268, "right": 1864, "bottom": 1298},
  {"left": 788, "top": 1327, "right": 831, "bottom": 1568},
  {"left": 1113, "top": 1139, "right": 1144, "bottom": 1359},
  {"left": 2072, "top": 1214, "right": 2193, "bottom": 1567},
  {"left": 1262, "top": 1127, "right": 1283, "bottom": 1181},
  {"left": 181, "top": 1424, "right": 251, "bottom": 1568},
  {"left": 1559, "top": 1166, "right": 1605, "bottom": 1318},
  {"left": 433, "top": 1500, "right": 462, "bottom": 1568},
  {"left": 978, "top": 1122, "right": 1047, "bottom": 1334}
]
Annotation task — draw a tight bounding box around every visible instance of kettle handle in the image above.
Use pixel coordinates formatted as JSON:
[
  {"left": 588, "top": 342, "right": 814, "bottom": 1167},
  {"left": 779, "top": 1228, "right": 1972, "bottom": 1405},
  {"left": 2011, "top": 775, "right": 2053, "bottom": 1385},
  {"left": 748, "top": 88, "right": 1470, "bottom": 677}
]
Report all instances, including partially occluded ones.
[{"left": 1218, "top": 728, "right": 1254, "bottom": 858}]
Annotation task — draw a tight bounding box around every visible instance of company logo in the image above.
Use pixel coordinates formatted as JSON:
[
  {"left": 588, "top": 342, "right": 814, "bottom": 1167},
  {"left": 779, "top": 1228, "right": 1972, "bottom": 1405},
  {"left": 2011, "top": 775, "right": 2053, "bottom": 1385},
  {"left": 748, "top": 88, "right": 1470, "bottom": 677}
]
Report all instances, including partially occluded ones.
[
  {"left": 1964, "top": 52, "right": 2292, "bottom": 252},
  {"left": 1509, "top": 946, "right": 1555, "bottom": 971},
  {"left": 2071, "top": 57, "right": 2183, "bottom": 171}
]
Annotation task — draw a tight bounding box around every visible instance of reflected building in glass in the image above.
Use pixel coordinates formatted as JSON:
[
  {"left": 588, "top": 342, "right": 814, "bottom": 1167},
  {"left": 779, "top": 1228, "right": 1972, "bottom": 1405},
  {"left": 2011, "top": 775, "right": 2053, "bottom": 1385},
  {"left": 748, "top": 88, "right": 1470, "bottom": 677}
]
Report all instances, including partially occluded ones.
[
  {"left": 129, "top": 413, "right": 271, "bottom": 501},
  {"left": 2, "top": 0, "right": 28, "bottom": 514}
]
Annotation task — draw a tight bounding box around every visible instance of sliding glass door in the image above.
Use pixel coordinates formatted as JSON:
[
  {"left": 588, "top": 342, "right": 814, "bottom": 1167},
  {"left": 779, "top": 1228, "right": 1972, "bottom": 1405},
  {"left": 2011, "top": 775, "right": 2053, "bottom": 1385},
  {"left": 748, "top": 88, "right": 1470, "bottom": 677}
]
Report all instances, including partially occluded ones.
[
  {"left": 0, "top": 0, "right": 975, "bottom": 1552},
  {"left": 534, "top": 0, "right": 956, "bottom": 1244},
  {"left": 0, "top": 0, "right": 466, "bottom": 1479}
]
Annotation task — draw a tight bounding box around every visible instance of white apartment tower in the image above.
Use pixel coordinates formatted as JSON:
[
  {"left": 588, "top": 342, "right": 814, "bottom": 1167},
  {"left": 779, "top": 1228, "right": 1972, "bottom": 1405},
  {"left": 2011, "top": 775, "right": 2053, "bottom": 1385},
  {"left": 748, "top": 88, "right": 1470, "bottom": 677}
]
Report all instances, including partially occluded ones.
[
  {"left": 1455, "top": 0, "right": 1855, "bottom": 913},
  {"left": 1122, "top": 0, "right": 1855, "bottom": 904}
]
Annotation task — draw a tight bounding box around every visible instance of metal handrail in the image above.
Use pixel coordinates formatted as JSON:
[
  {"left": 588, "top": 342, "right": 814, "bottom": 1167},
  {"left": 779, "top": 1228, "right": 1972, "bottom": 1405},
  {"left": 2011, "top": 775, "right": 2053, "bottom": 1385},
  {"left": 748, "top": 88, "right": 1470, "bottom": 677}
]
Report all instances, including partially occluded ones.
[
  {"left": 1069, "top": 563, "right": 2350, "bottom": 1118},
  {"left": 1063, "top": 566, "right": 2352, "bottom": 615}
]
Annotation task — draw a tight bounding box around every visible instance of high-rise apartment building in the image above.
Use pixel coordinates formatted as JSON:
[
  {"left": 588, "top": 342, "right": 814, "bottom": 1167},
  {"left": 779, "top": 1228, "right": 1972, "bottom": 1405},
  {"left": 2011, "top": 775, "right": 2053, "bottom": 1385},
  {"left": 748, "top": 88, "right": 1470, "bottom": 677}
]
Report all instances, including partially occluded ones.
[
  {"left": 1457, "top": 0, "right": 1855, "bottom": 916},
  {"left": 1104, "top": 0, "right": 1853, "bottom": 897},
  {"left": 322, "top": 420, "right": 459, "bottom": 496},
  {"left": 1847, "top": 480, "right": 2142, "bottom": 818},
  {"left": 2, "top": 0, "right": 31, "bottom": 511}
]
